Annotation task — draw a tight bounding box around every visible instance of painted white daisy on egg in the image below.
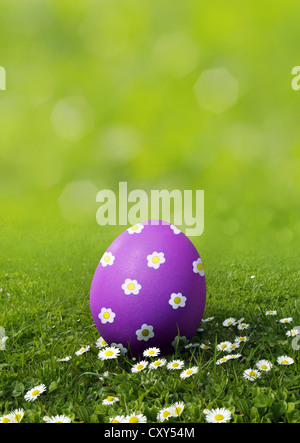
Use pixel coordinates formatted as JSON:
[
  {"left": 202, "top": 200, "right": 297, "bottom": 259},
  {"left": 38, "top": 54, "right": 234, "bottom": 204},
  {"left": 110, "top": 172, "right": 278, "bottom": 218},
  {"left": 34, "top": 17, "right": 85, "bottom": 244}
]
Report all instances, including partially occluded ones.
[
  {"left": 147, "top": 251, "right": 166, "bottom": 269},
  {"left": 170, "top": 224, "right": 181, "bottom": 235},
  {"left": 121, "top": 278, "right": 142, "bottom": 295},
  {"left": 168, "top": 292, "right": 187, "bottom": 310},
  {"left": 136, "top": 323, "right": 154, "bottom": 342},
  {"left": 172, "top": 335, "right": 189, "bottom": 350},
  {"left": 98, "top": 307, "right": 116, "bottom": 324},
  {"left": 127, "top": 223, "right": 144, "bottom": 234},
  {"left": 100, "top": 251, "right": 115, "bottom": 267},
  {"left": 192, "top": 258, "right": 205, "bottom": 276},
  {"left": 110, "top": 342, "right": 128, "bottom": 356}
]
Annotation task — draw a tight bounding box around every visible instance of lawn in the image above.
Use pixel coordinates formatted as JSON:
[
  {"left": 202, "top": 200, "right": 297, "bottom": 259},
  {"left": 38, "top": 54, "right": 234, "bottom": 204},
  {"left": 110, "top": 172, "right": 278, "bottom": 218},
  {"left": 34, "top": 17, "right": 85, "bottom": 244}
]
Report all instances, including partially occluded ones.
[{"left": 0, "top": 209, "right": 299, "bottom": 424}]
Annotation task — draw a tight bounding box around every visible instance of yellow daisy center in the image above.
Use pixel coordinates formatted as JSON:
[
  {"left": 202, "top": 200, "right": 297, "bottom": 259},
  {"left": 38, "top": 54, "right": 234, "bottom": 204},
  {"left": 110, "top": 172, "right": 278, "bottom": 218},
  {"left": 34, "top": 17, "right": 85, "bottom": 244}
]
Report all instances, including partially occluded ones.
[
  {"left": 154, "top": 361, "right": 161, "bottom": 366},
  {"left": 107, "top": 396, "right": 115, "bottom": 402},
  {"left": 284, "top": 320, "right": 288, "bottom": 323},
  {"left": 131, "top": 225, "right": 138, "bottom": 230},
  {"left": 105, "top": 350, "right": 113, "bottom": 356},
  {"left": 152, "top": 256, "right": 159, "bottom": 264},
  {"left": 203, "top": 345, "right": 209, "bottom": 349},
  {"left": 172, "top": 362, "right": 179, "bottom": 367},
  {"left": 174, "top": 407, "right": 182, "bottom": 415},
  {"left": 186, "top": 370, "right": 193, "bottom": 375},
  {"left": 215, "top": 414, "right": 224, "bottom": 421},
  {"left": 227, "top": 322, "right": 233, "bottom": 325},
  {"left": 137, "top": 364, "right": 144, "bottom": 370},
  {"left": 32, "top": 389, "right": 40, "bottom": 396},
  {"left": 55, "top": 421, "right": 63, "bottom": 423},
  {"left": 162, "top": 411, "right": 170, "bottom": 418},
  {"left": 103, "top": 312, "right": 110, "bottom": 319},
  {"left": 174, "top": 297, "right": 181, "bottom": 304},
  {"left": 282, "top": 360, "right": 289, "bottom": 365},
  {"left": 249, "top": 371, "right": 256, "bottom": 377},
  {"left": 111, "top": 419, "right": 119, "bottom": 423},
  {"left": 221, "top": 358, "right": 227, "bottom": 362},
  {"left": 197, "top": 263, "right": 203, "bottom": 271},
  {"left": 221, "top": 344, "right": 227, "bottom": 349},
  {"left": 142, "top": 329, "right": 149, "bottom": 337},
  {"left": 14, "top": 414, "right": 22, "bottom": 422},
  {"left": 148, "top": 350, "right": 155, "bottom": 355},
  {"left": 261, "top": 365, "right": 268, "bottom": 370},
  {"left": 129, "top": 416, "right": 139, "bottom": 423},
  {"left": 127, "top": 283, "right": 135, "bottom": 290},
  {"left": 3, "top": 418, "right": 10, "bottom": 423}
]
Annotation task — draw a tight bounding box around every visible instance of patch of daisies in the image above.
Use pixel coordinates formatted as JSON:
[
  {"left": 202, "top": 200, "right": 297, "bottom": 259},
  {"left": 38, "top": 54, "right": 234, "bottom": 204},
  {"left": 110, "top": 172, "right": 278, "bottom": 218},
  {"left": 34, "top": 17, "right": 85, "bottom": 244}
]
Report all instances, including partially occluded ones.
[{"left": 0, "top": 310, "right": 298, "bottom": 423}]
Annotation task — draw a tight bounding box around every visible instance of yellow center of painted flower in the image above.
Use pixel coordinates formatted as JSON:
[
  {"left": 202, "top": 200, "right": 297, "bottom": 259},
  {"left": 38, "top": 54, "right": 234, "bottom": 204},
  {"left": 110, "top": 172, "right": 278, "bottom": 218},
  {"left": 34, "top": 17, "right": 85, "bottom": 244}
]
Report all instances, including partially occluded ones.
[
  {"left": 142, "top": 329, "right": 149, "bottom": 337},
  {"left": 249, "top": 371, "right": 256, "bottom": 377},
  {"left": 215, "top": 414, "right": 224, "bottom": 421},
  {"left": 261, "top": 365, "right": 268, "bottom": 370},
  {"left": 105, "top": 350, "right": 113, "bottom": 356},
  {"left": 104, "top": 255, "right": 110, "bottom": 262},
  {"left": 32, "top": 389, "right": 40, "bottom": 396},
  {"left": 163, "top": 411, "right": 170, "bottom": 418},
  {"left": 129, "top": 417, "right": 139, "bottom": 423},
  {"left": 197, "top": 263, "right": 203, "bottom": 271},
  {"left": 152, "top": 256, "right": 159, "bottom": 264},
  {"left": 103, "top": 312, "right": 110, "bottom": 319},
  {"left": 131, "top": 225, "right": 138, "bottom": 230},
  {"left": 107, "top": 396, "right": 115, "bottom": 402},
  {"left": 174, "top": 297, "right": 181, "bottom": 304},
  {"left": 282, "top": 360, "right": 289, "bottom": 365},
  {"left": 127, "top": 283, "right": 135, "bottom": 290}
]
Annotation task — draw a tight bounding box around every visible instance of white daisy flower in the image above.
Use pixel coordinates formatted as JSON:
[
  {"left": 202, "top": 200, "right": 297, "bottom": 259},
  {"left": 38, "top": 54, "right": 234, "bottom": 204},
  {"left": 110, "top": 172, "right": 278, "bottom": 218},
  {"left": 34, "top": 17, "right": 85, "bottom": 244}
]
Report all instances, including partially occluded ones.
[
  {"left": 243, "top": 369, "right": 261, "bottom": 381},
  {"left": 185, "top": 343, "right": 200, "bottom": 349},
  {"left": 170, "top": 224, "right": 181, "bottom": 235},
  {"left": 121, "top": 278, "right": 142, "bottom": 295},
  {"left": 197, "top": 328, "right": 204, "bottom": 333},
  {"left": 265, "top": 310, "right": 277, "bottom": 316},
  {"left": 286, "top": 329, "right": 300, "bottom": 337},
  {"left": 131, "top": 360, "right": 149, "bottom": 373},
  {"left": 10, "top": 409, "right": 25, "bottom": 423},
  {"left": 168, "top": 292, "right": 187, "bottom": 310},
  {"left": 167, "top": 360, "right": 185, "bottom": 370},
  {"left": 98, "top": 346, "right": 120, "bottom": 360},
  {"left": 180, "top": 366, "right": 198, "bottom": 379},
  {"left": 234, "top": 336, "right": 248, "bottom": 344},
  {"left": 202, "top": 317, "right": 214, "bottom": 323},
  {"left": 57, "top": 356, "right": 72, "bottom": 362},
  {"left": 222, "top": 317, "right": 236, "bottom": 327},
  {"left": 217, "top": 341, "right": 232, "bottom": 352},
  {"left": 279, "top": 318, "right": 293, "bottom": 324},
  {"left": 229, "top": 342, "right": 240, "bottom": 351},
  {"left": 143, "top": 347, "right": 160, "bottom": 358},
  {"left": 277, "top": 356, "right": 294, "bottom": 366},
  {"left": 227, "top": 353, "right": 242, "bottom": 360},
  {"left": 256, "top": 360, "right": 273, "bottom": 372},
  {"left": 98, "top": 307, "right": 116, "bottom": 324},
  {"left": 44, "top": 415, "right": 71, "bottom": 423},
  {"left": 95, "top": 336, "right": 108, "bottom": 348},
  {"left": 0, "top": 414, "right": 14, "bottom": 423},
  {"left": 149, "top": 358, "right": 167, "bottom": 369},
  {"left": 200, "top": 343, "right": 211, "bottom": 350},
  {"left": 135, "top": 324, "right": 154, "bottom": 342},
  {"left": 110, "top": 342, "right": 128, "bottom": 356},
  {"left": 204, "top": 408, "right": 232, "bottom": 423},
  {"left": 124, "top": 413, "right": 147, "bottom": 423},
  {"left": 75, "top": 346, "right": 90, "bottom": 356},
  {"left": 147, "top": 251, "right": 166, "bottom": 269},
  {"left": 24, "top": 384, "right": 46, "bottom": 402},
  {"left": 192, "top": 258, "right": 205, "bottom": 276},
  {"left": 127, "top": 224, "right": 144, "bottom": 234},
  {"left": 102, "top": 396, "right": 119, "bottom": 405},
  {"left": 216, "top": 356, "right": 230, "bottom": 365},
  {"left": 109, "top": 416, "right": 125, "bottom": 423},
  {"left": 237, "top": 323, "right": 249, "bottom": 331},
  {"left": 171, "top": 402, "right": 185, "bottom": 417},
  {"left": 171, "top": 335, "right": 189, "bottom": 350},
  {"left": 157, "top": 407, "right": 174, "bottom": 422},
  {"left": 100, "top": 251, "right": 115, "bottom": 267}
]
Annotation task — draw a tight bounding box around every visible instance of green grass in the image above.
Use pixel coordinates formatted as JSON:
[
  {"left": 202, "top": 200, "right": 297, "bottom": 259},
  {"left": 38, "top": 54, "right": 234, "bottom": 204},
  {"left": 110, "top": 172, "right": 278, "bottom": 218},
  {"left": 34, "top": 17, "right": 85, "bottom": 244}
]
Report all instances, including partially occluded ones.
[{"left": 0, "top": 219, "right": 299, "bottom": 423}]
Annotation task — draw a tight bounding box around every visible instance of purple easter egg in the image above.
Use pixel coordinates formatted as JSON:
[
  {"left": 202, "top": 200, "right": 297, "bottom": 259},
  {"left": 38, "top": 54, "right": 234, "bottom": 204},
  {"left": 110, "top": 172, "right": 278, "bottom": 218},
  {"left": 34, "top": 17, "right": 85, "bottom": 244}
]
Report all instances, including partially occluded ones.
[{"left": 90, "top": 220, "right": 206, "bottom": 357}]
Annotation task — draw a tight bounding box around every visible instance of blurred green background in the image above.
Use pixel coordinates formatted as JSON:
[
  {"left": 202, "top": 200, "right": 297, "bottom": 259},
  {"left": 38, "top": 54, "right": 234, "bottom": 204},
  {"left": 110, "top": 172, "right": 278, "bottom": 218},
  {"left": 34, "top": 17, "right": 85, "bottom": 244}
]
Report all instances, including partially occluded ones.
[{"left": 0, "top": 0, "right": 299, "bottom": 276}]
